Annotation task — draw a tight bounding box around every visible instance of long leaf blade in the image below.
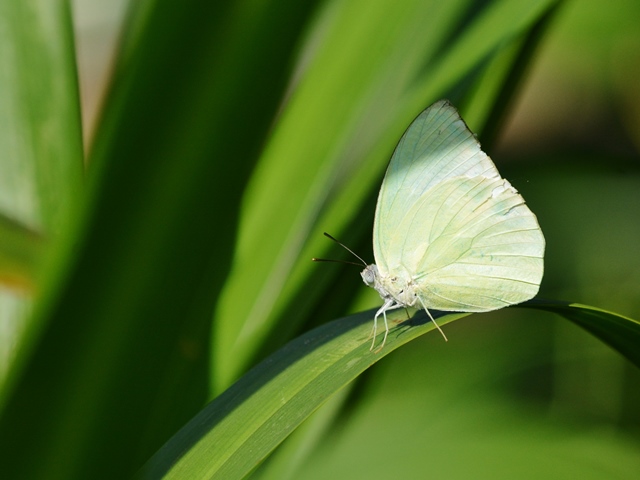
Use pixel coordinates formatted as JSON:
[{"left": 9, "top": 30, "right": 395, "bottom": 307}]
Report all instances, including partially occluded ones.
[
  {"left": 528, "top": 301, "right": 640, "bottom": 368},
  {"left": 141, "top": 300, "right": 640, "bottom": 479},
  {"left": 140, "top": 309, "right": 466, "bottom": 479},
  {"left": 0, "top": 1, "right": 321, "bottom": 479}
]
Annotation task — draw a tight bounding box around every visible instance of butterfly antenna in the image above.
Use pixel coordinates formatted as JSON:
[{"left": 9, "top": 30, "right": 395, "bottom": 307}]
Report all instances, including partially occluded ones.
[
  {"left": 318, "top": 232, "right": 368, "bottom": 266},
  {"left": 311, "top": 258, "right": 364, "bottom": 267}
]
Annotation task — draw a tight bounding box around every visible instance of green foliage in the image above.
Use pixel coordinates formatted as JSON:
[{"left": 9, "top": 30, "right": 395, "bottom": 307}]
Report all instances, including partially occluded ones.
[
  {"left": 0, "top": 0, "right": 639, "bottom": 479},
  {"left": 137, "top": 303, "right": 640, "bottom": 479}
]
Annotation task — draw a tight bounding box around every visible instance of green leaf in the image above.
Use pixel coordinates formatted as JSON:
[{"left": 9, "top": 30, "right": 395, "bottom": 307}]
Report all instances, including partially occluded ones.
[
  {"left": 0, "top": 0, "right": 321, "bottom": 479},
  {"left": 0, "top": 212, "right": 46, "bottom": 293},
  {"left": 140, "top": 300, "right": 640, "bottom": 479},
  {"left": 462, "top": 0, "right": 562, "bottom": 148},
  {"left": 0, "top": 0, "right": 83, "bottom": 234},
  {"left": 140, "top": 308, "right": 467, "bottom": 479},
  {"left": 284, "top": 308, "right": 640, "bottom": 479},
  {"left": 213, "top": 0, "right": 562, "bottom": 391},
  {"left": 0, "top": 0, "right": 84, "bottom": 469},
  {"left": 4, "top": 1, "right": 625, "bottom": 480},
  {"left": 0, "top": 0, "right": 83, "bottom": 388},
  {"left": 527, "top": 301, "right": 640, "bottom": 369}
]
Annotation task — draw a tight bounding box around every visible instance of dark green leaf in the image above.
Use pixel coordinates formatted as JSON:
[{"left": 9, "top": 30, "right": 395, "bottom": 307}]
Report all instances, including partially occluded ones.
[
  {"left": 0, "top": 0, "right": 320, "bottom": 479},
  {"left": 526, "top": 301, "right": 640, "bottom": 369}
]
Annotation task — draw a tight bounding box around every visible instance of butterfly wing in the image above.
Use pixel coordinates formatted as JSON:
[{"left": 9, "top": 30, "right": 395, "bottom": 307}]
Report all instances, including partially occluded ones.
[
  {"left": 374, "top": 100, "right": 499, "bottom": 272},
  {"left": 373, "top": 100, "right": 544, "bottom": 311}
]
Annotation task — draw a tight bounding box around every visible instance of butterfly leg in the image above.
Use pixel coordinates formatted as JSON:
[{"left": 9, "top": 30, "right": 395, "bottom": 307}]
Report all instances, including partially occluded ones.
[
  {"left": 371, "top": 299, "right": 406, "bottom": 351},
  {"left": 417, "top": 297, "right": 448, "bottom": 342},
  {"left": 369, "top": 313, "right": 378, "bottom": 350},
  {"left": 381, "top": 308, "right": 389, "bottom": 350},
  {"left": 370, "top": 311, "right": 381, "bottom": 351},
  {"left": 368, "top": 317, "right": 377, "bottom": 340},
  {"left": 371, "top": 299, "right": 395, "bottom": 351}
]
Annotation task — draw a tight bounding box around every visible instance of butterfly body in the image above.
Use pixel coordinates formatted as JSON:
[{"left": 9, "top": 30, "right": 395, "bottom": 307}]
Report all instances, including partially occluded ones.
[{"left": 361, "top": 264, "right": 419, "bottom": 309}]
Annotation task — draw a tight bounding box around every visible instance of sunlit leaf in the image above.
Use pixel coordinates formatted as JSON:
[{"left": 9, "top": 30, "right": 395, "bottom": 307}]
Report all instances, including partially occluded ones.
[{"left": 140, "top": 309, "right": 466, "bottom": 479}]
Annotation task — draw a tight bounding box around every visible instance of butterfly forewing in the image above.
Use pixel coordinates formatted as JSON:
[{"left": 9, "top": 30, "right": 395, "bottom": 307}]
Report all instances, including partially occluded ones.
[{"left": 373, "top": 100, "right": 500, "bottom": 271}]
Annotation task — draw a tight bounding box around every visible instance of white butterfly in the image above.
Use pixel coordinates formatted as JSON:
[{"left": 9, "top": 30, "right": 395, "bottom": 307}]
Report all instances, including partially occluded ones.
[{"left": 360, "top": 100, "right": 545, "bottom": 350}]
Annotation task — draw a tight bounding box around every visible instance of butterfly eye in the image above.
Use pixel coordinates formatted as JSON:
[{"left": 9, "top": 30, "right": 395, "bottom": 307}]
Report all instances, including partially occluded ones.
[{"left": 361, "top": 267, "right": 376, "bottom": 286}]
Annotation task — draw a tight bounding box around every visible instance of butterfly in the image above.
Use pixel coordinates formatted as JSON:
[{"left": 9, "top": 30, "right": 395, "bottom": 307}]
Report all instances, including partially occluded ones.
[{"left": 320, "top": 100, "right": 545, "bottom": 351}]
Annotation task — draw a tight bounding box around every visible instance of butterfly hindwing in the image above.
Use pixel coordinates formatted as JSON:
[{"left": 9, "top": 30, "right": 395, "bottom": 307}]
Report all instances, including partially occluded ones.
[{"left": 408, "top": 176, "right": 543, "bottom": 311}]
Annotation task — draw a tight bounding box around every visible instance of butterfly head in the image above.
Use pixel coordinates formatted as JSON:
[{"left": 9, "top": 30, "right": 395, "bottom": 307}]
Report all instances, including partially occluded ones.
[{"left": 360, "top": 264, "right": 379, "bottom": 287}]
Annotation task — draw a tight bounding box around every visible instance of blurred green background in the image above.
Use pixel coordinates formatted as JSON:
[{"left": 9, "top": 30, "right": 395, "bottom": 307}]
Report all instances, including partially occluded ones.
[{"left": 0, "top": 0, "right": 639, "bottom": 478}]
